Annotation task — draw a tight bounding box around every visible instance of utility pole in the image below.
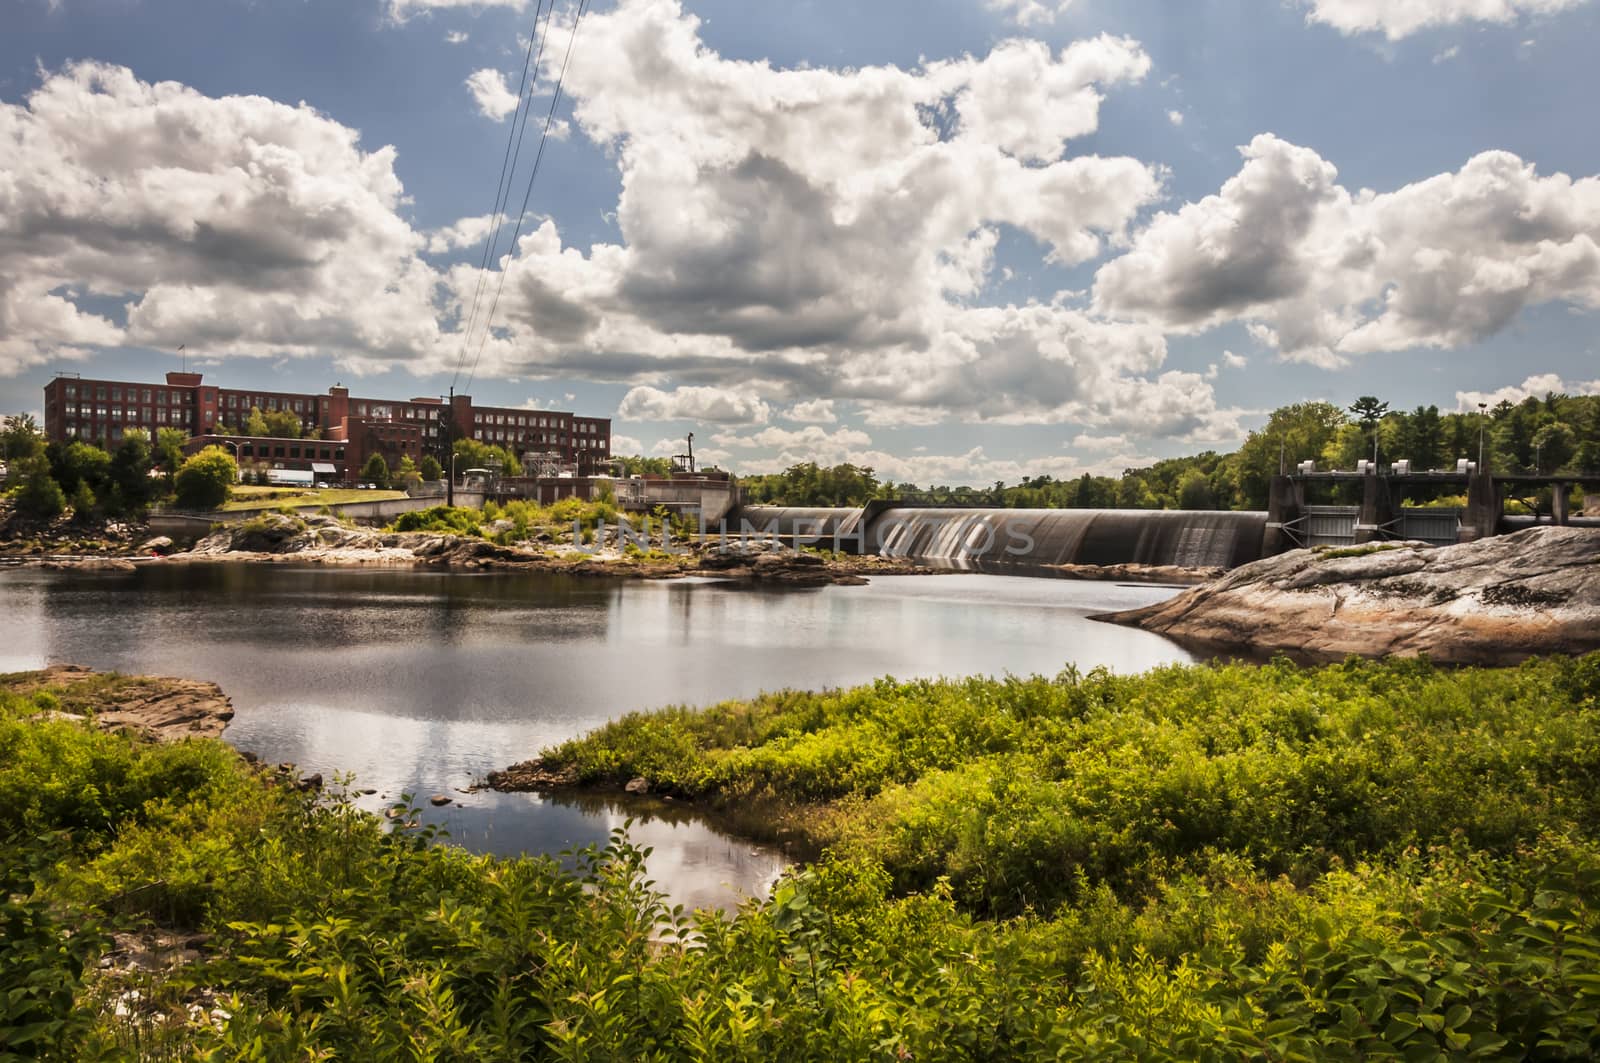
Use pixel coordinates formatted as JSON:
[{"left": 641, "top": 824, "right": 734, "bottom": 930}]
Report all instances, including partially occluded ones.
[{"left": 445, "top": 386, "right": 455, "bottom": 508}]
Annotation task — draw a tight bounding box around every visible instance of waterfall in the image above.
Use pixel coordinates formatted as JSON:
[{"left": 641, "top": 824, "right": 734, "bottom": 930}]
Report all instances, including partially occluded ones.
[{"left": 729, "top": 506, "right": 1267, "bottom": 571}]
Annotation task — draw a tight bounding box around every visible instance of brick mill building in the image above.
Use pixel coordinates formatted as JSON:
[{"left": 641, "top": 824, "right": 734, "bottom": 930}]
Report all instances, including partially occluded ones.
[{"left": 41, "top": 371, "right": 611, "bottom": 482}]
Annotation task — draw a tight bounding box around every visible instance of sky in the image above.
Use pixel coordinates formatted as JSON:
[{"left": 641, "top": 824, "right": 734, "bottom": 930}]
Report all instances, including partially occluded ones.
[{"left": 3, "top": 0, "right": 1599, "bottom": 485}]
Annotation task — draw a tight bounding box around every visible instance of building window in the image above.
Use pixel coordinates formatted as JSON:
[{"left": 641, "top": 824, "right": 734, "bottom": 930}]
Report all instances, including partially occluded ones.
[
  {"left": 111, "top": 387, "right": 121, "bottom": 401},
  {"left": 65, "top": 385, "right": 77, "bottom": 398},
  {"left": 96, "top": 387, "right": 106, "bottom": 400}
]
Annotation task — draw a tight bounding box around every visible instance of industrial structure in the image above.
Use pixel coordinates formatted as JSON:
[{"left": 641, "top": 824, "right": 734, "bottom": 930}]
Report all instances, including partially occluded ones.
[{"left": 42, "top": 370, "right": 610, "bottom": 483}]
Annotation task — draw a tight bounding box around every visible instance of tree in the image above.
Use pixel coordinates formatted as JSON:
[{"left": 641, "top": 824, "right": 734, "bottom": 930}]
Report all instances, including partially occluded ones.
[
  {"left": 1531, "top": 422, "right": 1577, "bottom": 474},
  {"left": 262, "top": 409, "right": 303, "bottom": 439},
  {"left": 243, "top": 407, "right": 270, "bottom": 438},
  {"left": 108, "top": 430, "right": 154, "bottom": 515},
  {"left": 12, "top": 456, "right": 66, "bottom": 521},
  {"left": 69, "top": 480, "right": 97, "bottom": 520},
  {"left": 50, "top": 441, "right": 112, "bottom": 501},
  {"left": 173, "top": 447, "right": 237, "bottom": 510},
  {"left": 395, "top": 455, "right": 421, "bottom": 491},
  {"left": 614, "top": 455, "right": 673, "bottom": 476},
  {"left": 1348, "top": 396, "right": 1389, "bottom": 465},
  {"left": 419, "top": 455, "right": 443, "bottom": 482},
  {"left": 1394, "top": 405, "right": 1444, "bottom": 471},
  {"left": 452, "top": 438, "right": 522, "bottom": 478},
  {"left": 155, "top": 428, "right": 188, "bottom": 487},
  {"left": 2, "top": 414, "right": 45, "bottom": 463},
  {"left": 1225, "top": 401, "right": 1347, "bottom": 508},
  {"left": 1177, "top": 470, "right": 1216, "bottom": 510},
  {"left": 360, "top": 453, "right": 391, "bottom": 488}
]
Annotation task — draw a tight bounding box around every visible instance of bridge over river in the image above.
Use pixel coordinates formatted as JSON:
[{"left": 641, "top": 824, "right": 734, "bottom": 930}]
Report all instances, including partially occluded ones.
[{"left": 729, "top": 470, "right": 1600, "bottom": 572}]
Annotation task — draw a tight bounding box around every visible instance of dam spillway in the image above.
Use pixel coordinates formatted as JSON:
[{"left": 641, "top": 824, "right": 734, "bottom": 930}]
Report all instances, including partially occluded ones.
[{"left": 729, "top": 506, "right": 1268, "bottom": 571}]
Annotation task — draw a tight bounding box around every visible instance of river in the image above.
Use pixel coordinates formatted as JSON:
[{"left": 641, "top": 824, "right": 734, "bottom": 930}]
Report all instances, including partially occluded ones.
[{"left": 0, "top": 564, "right": 1190, "bottom": 910}]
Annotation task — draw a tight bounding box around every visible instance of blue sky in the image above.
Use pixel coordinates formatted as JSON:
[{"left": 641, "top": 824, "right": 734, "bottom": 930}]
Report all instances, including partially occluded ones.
[{"left": 3, "top": 0, "right": 1598, "bottom": 483}]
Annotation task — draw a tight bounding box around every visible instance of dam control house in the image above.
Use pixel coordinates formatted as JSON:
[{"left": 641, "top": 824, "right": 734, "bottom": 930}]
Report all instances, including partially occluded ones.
[{"left": 42, "top": 371, "right": 611, "bottom": 483}]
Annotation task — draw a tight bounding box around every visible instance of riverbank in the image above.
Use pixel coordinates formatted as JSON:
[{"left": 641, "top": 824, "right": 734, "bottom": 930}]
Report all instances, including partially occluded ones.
[
  {"left": 23, "top": 511, "right": 938, "bottom": 586},
  {"left": 7, "top": 658, "right": 1600, "bottom": 1056},
  {"left": 1096, "top": 525, "right": 1600, "bottom": 664}
]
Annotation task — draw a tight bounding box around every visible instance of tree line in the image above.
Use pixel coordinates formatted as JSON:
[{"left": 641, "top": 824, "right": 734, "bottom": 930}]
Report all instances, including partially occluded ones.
[
  {"left": 731, "top": 391, "right": 1600, "bottom": 510},
  {"left": 2, "top": 415, "right": 240, "bottom": 519}
]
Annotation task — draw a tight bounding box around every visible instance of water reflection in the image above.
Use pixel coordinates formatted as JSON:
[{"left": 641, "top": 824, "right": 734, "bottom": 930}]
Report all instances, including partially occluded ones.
[{"left": 0, "top": 564, "right": 1189, "bottom": 908}]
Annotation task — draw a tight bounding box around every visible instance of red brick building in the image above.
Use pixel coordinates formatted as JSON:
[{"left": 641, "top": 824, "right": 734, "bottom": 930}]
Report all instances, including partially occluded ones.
[{"left": 42, "top": 371, "right": 611, "bottom": 481}]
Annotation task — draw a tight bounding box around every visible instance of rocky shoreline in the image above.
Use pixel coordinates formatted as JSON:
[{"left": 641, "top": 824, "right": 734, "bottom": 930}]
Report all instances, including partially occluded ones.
[
  {"left": 1096, "top": 525, "right": 1600, "bottom": 665},
  {"left": 1045, "top": 561, "right": 1223, "bottom": 585},
  {"left": 15, "top": 511, "right": 937, "bottom": 586},
  {"left": 11, "top": 663, "right": 235, "bottom": 742}
]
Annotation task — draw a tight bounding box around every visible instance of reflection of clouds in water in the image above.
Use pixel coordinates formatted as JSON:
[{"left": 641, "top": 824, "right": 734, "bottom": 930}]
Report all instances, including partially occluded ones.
[
  {"left": 0, "top": 574, "right": 48, "bottom": 672},
  {"left": 594, "top": 807, "right": 790, "bottom": 913},
  {"left": 0, "top": 566, "right": 1190, "bottom": 911},
  {"left": 440, "top": 790, "right": 790, "bottom": 913}
]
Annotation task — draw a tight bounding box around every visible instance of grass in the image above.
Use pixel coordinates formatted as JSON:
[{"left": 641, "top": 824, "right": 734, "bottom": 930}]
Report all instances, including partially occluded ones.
[{"left": 220, "top": 486, "right": 408, "bottom": 511}]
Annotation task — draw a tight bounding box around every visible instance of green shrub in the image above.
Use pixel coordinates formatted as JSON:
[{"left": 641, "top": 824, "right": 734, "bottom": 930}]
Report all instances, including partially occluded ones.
[
  {"left": 5, "top": 660, "right": 1600, "bottom": 1059},
  {"left": 544, "top": 655, "right": 1600, "bottom": 914},
  {"left": 173, "top": 446, "right": 237, "bottom": 510}
]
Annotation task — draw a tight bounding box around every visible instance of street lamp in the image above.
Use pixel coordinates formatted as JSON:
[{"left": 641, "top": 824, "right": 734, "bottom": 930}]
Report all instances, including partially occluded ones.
[
  {"left": 214, "top": 439, "right": 243, "bottom": 482},
  {"left": 1477, "top": 402, "right": 1487, "bottom": 471}
]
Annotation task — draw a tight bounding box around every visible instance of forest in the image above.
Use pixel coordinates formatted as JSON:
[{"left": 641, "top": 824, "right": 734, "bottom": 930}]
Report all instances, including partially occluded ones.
[{"left": 735, "top": 393, "right": 1600, "bottom": 510}]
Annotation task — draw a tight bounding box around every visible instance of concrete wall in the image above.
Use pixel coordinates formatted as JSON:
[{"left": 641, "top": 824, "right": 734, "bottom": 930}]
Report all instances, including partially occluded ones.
[{"left": 637, "top": 479, "right": 739, "bottom": 524}]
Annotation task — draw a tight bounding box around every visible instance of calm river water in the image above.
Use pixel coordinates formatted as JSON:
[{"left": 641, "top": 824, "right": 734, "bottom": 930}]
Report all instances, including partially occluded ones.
[{"left": 0, "top": 565, "right": 1190, "bottom": 909}]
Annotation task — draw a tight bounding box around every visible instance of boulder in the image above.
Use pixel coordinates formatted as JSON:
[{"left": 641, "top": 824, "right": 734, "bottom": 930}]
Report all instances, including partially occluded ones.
[
  {"left": 1097, "top": 527, "right": 1600, "bottom": 665},
  {"left": 624, "top": 776, "right": 650, "bottom": 795},
  {"left": 138, "top": 536, "right": 174, "bottom": 555},
  {"left": 7, "top": 665, "right": 234, "bottom": 742}
]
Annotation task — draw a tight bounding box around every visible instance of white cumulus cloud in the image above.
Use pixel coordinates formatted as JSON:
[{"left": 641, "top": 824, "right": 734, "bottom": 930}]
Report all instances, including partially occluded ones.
[
  {"left": 783, "top": 398, "right": 837, "bottom": 424},
  {"left": 387, "top": 0, "right": 527, "bottom": 20},
  {"left": 447, "top": 0, "right": 1207, "bottom": 434},
  {"left": 1455, "top": 373, "right": 1600, "bottom": 409},
  {"left": 465, "top": 68, "right": 520, "bottom": 121},
  {"left": 617, "top": 385, "right": 772, "bottom": 425},
  {"left": 986, "top": 0, "right": 1075, "bottom": 27},
  {"left": 1305, "top": 0, "right": 1588, "bottom": 40},
  {"left": 1093, "top": 134, "right": 1600, "bottom": 367},
  {"left": 0, "top": 61, "right": 447, "bottom": 377}
]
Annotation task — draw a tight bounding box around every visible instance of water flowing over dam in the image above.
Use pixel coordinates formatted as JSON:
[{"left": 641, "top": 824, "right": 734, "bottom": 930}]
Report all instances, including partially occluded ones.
[{"left": 730, "top": 506, "right": 1269, "bottom": 571}]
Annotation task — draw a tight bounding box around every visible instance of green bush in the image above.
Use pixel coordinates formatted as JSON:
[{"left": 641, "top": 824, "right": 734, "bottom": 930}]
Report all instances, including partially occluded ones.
[
  {"left": 544, "top": 655, "right": 1600, "bottom": 914},
  {"left": 10, "top": 457, "right": 66, "bottom": 521},
  {"left": 5, "top": 661, "right": 1600, "bottom": 1059},
  {"left": 172, "top": 446, "right": 237, "bottom": 510},
  {"left": 392, "top": 504, "right": 484, "bottom": 535},
  {"left": 360, "top": 452, "right": 391, "bottom": 489}
]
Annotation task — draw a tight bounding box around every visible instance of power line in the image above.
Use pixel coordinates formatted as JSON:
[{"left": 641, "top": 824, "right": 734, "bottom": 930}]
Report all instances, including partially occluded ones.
[
  {"left": 450, "top": 0, "right": 555, "bottom": 392},
  {"left": 464, "top": 0, "right": 590, "bottom": 394}
]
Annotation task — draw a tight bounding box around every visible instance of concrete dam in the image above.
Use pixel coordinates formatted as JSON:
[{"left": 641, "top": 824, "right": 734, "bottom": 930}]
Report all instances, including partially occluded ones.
[{"left": 730, "top": 505, "right": 1268, "bottom": 571}]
